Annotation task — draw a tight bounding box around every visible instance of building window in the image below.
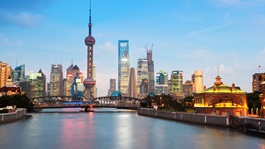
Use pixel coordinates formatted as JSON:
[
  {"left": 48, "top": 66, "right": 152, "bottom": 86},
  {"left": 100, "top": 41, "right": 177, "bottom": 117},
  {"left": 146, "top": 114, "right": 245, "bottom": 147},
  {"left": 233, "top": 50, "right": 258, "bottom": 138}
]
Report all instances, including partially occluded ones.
[
  {"left": 209, "top": 97, "right": 212, "bottom": 104},
  {"left": 240, "top": 97, "right": 243, "bottom": 104}
]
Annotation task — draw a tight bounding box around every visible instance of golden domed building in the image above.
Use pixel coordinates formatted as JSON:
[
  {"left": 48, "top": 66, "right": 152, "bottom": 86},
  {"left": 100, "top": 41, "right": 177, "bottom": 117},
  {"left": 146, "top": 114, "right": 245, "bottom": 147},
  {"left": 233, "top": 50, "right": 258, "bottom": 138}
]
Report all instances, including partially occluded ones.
[{"left": 194, "top": 76, "right": 248, "bottom": 116}]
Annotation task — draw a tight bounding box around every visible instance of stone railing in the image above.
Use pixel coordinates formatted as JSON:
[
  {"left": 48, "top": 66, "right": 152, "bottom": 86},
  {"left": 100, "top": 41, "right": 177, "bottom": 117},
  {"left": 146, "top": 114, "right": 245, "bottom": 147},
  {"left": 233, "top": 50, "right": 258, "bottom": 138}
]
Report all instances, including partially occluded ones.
[{"left": 0, "top": 108, "right": 27, "bottom": 123}]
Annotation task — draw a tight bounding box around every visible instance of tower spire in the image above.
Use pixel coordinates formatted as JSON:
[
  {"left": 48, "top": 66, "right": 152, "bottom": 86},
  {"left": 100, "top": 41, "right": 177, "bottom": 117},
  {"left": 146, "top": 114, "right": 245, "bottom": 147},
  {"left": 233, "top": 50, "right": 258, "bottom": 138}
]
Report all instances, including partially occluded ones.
[{"left": 89, "top": 0, "right": 92, "bottom": 36}]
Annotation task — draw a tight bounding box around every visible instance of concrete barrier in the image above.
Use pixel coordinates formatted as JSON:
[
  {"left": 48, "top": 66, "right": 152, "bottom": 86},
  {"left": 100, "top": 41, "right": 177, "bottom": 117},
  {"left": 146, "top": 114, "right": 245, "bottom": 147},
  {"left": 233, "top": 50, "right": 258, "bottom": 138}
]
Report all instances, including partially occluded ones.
[{"left": 0, "top": 108, "right": 27, "bottom": 123}]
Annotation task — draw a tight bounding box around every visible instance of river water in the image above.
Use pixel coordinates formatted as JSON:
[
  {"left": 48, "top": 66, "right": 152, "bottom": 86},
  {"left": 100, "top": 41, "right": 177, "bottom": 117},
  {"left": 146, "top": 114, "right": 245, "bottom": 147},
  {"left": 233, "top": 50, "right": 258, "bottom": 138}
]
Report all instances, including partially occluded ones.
[{"left": 0, "top": 108, "right": 264, "bottom": 149}]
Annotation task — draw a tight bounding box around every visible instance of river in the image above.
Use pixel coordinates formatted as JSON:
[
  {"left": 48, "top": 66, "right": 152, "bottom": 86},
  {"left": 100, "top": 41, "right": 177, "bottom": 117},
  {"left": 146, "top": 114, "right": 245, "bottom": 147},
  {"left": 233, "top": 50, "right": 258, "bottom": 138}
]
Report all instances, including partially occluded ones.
[{"left": 0, "top": 108, "right": 264, "bottom": 149}]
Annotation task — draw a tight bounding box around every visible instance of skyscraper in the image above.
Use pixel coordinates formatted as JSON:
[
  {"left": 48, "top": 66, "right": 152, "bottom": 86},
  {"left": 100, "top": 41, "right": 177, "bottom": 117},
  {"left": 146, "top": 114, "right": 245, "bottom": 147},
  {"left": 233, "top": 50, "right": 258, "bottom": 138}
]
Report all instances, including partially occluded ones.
[
  {"left": 50, "top": 64, "right": 63, "bottom": 96},
  {"left": 65, "top": 64, "right": 84, "bottom": 96},
  {"left": 83, "top": 1, "right": 96, "bottom": 99},
  {"left": 13, "top": 64, "right": 25, "bottom": 85},
  {"left": 120, "top": 50, "right": 130, "bottom": 95},
  {"left": 183, "top": 80, "right": 194, "bottom": 96},
  {"left": 252, "top": 73, "right": 264, "bottom": 92},
  {"left": 156, "top": 70, "right": 168, "bottom": 95},
  {"left": 0, "top": 61, "right": 12, "bottom": 88},
  {"left": 108, "top": 79, "right": 116, "bottom": 96},
  {"left": 147, "top": 45, "right": 155, "bottom": 92},
  {"left": 192, "top": 70, "right": 203, "bottom": 93},
  {"left": 170, "top": 70, "right": 183, "bottom": 94},
  {"left": 128, "top": 67, "right": 137, "bottom": 98},
  {"left": 137, "top": 58, "right": 148, "bottom": 94},
  {"left": 25, "top": 69, "right": 46, "bottom": 99},
  {"left": 118, "top": 40, "right": 129, "bottom": 92}
]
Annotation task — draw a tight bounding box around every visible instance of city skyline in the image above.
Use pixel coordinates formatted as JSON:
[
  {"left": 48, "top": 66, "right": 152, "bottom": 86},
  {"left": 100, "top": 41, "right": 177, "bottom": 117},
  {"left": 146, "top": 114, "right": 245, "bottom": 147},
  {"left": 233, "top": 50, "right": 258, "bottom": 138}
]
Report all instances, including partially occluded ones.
[{"left": 1, "top": 0, "right": 265, "bottom": 96}]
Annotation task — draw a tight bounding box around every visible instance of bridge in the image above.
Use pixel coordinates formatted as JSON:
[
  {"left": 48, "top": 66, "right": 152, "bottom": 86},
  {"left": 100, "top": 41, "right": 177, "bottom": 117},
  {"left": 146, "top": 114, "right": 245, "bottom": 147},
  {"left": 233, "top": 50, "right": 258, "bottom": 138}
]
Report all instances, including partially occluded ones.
[{"left": 31, "top": 96, "right": 141, "bottom": 111}]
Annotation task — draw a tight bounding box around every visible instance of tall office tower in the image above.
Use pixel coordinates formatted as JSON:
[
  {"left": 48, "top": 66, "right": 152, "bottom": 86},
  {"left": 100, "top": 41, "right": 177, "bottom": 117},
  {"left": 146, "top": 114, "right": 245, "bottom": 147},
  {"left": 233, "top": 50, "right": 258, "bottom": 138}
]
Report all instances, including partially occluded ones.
[
  {"left": 50, "top": 64, "right": 63, "bottom": 96},
  {"left": 155, "top": 70, "right": 169, "bottom": 95},
  {"left": 192, "top": 70, "right": 203, "bottom": 93},
  {"left": 137, "top": 58, "right": 148, "bottom": 94},
  {"left": 12, "top": 64, "right": 25, "bottom": 85},
  {"left": 0, "top": 61, "right": 12, "bottom": 88},
  {"left": 28, "top": 69, "right": 46, "bottom": 99},
  {"left": 140, "top": 78, "right": 149, "bottom": 93},
  {"left": 108, "top": 79, "right": 116, "bottom": 96},
  {"left": 118, "top": 40, "right": 129, "bottom": 92},
  {"left": 65, "top": 64, "right": 84, "bottom": 96},
  {"left": 128, "top": 67, "right": 137, "bottom": 97},
  {"left": 147, "top": 45, "right": 155, "bottom": 92},
  {"left": 183, "top": 80, "right": 194, "bottom": 96},
  {"left": 120, "top": 50, "right": 130, "bottom": 94},
  {"left": 156, "top": 70, "right": 168, "bottom": 85},
  {"left": 252, "top": 73, "right": 265, "bottom": 92},
  {"left": 170, "top": 70, "right": 183, "bottom": 94},
  {"left": 83, "top": 1, "right": 96, "bottom": 99}
]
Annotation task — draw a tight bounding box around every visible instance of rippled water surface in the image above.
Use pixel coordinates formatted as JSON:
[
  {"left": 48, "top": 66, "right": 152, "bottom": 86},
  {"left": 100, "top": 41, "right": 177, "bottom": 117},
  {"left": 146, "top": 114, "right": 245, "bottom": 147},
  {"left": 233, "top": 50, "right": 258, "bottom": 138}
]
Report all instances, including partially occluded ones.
[{"left": 0, "top": 108, "right": 264, "bottom": 149}]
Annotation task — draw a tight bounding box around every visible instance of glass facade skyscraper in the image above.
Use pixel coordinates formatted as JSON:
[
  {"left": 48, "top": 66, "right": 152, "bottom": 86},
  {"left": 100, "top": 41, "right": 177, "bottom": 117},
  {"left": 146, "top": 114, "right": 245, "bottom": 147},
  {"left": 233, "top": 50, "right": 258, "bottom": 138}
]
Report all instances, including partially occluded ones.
[
  {"left": 118, "top": 40, "right": 129, "bottom": 92},
  {"left": 50, "top": 64, "right": 63, "bottom": 96},
  {"left": 120, "top": 51, "right": 130, "bottom": 94},
  {"left": 170, "top": 70, "right": 183, "bottom": 94},
  {"left": 13, "top": 64, "right": 25, "bottom": 85},
  {"left": 137, "top": 58, "right": 148, "bottom": 94}
]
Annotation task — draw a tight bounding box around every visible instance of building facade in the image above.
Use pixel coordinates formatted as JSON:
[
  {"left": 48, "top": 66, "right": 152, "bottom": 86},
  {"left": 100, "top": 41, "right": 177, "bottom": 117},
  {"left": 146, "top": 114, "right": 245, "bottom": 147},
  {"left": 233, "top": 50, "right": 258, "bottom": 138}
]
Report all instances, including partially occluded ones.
[
  {"left": 147, "top": 46, "right": 155, "bottom": 92},
  {"left": 119, "top": 50, "right": 130, "bottom": 95},
  {"left": 192, "top": 70, "right": 203, "bottom": 93},
  {"left": 0, "top": 61, "right": 12, "bottom": 88},
  {"left": 137, "top": 58, "right": 148, "bottom": 94},
  {"left": 183, "top": 80, "right": 194, "bottom": 97},
  {"left": 50, "top": 64, "right": 63, "bottom": 96},
  {"left": 118, "top": 40, "right": 129, "bottom": 92},
  {"left": 194, "top": 76, "right": 248, "bottom": 116},
  {"left": 252, "top": 73, "right": 264, "bottom": 93},
  {"left": 12, "top": 64, "right": 25, "bottom": 85},
  {"left": 108, "top": 79, "right": 116, "bottom": 96},
  {"left": 65, "top": 64, "right": 84, "bottom": 96},
  {"left": 170, "top": 70, "right": 183, "bottom": 94},
  {"left": 128, "top": 67, "right": 137, "bottom": 97}
]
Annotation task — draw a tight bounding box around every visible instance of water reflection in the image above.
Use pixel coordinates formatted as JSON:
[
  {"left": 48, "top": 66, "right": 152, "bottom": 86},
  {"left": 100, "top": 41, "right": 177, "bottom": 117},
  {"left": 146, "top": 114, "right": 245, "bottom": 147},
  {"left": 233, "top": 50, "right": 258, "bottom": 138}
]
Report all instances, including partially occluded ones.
[{"left": 0, "top": 108, "right": 264, "bottom": 149}]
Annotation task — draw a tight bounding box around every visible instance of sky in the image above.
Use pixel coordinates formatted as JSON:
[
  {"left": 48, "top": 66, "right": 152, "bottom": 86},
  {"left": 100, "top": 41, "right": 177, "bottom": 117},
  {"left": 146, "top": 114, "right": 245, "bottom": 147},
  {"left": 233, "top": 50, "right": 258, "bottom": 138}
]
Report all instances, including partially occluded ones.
[{"left": 1, "top": 0, "right": 265, "bottom": 96}]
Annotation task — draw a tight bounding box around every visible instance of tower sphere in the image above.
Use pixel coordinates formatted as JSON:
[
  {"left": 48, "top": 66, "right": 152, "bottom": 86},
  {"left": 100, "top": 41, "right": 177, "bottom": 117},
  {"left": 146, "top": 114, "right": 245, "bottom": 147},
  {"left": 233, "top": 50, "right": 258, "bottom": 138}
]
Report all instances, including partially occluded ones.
[
  {"left": 83, "top": 77, "right": 96, "bottom": 89},
  {"left": 85, "top": 36, "right": 95, "bottom": 46}
]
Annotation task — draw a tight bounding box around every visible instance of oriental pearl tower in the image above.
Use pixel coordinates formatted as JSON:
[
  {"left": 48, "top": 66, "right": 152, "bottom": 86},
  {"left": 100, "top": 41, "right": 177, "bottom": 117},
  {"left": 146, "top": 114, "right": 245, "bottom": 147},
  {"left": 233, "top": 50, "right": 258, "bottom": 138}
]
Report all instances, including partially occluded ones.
[{"left": 83, "top": 0, "right": 96, "bottom": 100}]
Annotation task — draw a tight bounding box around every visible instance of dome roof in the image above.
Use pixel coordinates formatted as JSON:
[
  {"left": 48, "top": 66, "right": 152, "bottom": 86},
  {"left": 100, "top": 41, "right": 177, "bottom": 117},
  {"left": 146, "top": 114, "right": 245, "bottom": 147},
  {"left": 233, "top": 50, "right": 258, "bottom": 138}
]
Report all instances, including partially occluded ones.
[
  {"left": 85, "top": 36, "right": 95, "bottom": 46},
  {"left": 83, "top": 78, "right": 95, "bottom": 89},
  {"left": 110, "top": 91, "right": 122, "bottom": 97},
  {"left": 203, "top": 83, "right": 245, "bottom": 93}
]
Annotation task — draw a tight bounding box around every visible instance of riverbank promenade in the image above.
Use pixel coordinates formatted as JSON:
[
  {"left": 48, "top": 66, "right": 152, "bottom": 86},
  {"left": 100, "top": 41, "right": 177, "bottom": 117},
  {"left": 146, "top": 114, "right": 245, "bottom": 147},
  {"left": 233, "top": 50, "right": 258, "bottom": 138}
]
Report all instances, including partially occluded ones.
[{"left": 0, "top": 108, "right": 27, "bottom": 123}]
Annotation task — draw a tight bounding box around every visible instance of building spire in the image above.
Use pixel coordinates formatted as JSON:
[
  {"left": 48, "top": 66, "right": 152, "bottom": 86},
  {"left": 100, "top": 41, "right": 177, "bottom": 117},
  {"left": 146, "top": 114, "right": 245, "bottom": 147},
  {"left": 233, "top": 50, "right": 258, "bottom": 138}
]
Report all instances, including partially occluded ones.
[{"left": 89, "top": 0, "right": 92, "bottom": 36}]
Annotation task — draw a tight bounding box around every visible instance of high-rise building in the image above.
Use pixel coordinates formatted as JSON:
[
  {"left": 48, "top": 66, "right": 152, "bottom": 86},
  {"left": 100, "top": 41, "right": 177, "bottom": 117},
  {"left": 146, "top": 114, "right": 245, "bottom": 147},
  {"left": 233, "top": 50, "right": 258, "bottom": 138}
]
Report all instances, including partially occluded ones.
[
  {"left": 128, "top": 67, "right": 137, "bottom": 97},
  {"left": 12, "top": 64, "right": 25, "bottom": 85},
  {"left": 147, "top": 45, "right": 155, "bottom": 93},
  {"left": 156, "top": 70, "right": 168, "bottom": 95},
  {"left": 118, "top": 40, "right": 129, "bottom": 92},
  {"left": 108, "top": 79, "right": 116, "bottom": 96},
  {"left": 170, "top": 70, "right": 183, "bottom": 94},
  {"left": 252, "top": 73, "right": 264, "bottom": 92},
  {"left": 24, "top": 69, "right": 46, "bottom": 99},
  {"left": 140, "top": 78, "right": 149, "bottom": 94},
  {"left": 0, "top": 61, "right": 12, "bottom": 88},
  {"left": 50, "top": 64, "right": 63, "bottom": 96},
  {"left": 65, "top": 64, "right": 84, "bottom": 96},
  {"left": 137, "top": 58, "right": 148, "bottom": 94},
  {"left": 192, "top": 70, "right": 203, "bottom": 93},
  {"left": 120, "top": 50, "right": 130, "bottom": 95},
  {"left": 83, "top": 2, "right": 96, "bottom": 99},
  {"left": 156, "top": 70, "right": 168, "bottom": 85},
  {"left": 183, "top": 80, "right": 194, "bottom": 96}
]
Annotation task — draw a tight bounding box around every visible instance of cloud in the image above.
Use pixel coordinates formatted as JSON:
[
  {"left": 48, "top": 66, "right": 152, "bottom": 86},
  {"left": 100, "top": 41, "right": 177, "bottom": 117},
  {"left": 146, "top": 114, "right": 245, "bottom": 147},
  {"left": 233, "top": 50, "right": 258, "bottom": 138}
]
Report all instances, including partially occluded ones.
[
  {"left": 0, "top": 11, "right": 43, "bottom": 27},
  {"left": 212, "top": 0, "right": 265, "bottom": 7},
  {"left": 0, "top": 33, "right": 22, "bottom": 46},
  {"left": 97, "top": 41, "right": 116, "bottom": 53}
]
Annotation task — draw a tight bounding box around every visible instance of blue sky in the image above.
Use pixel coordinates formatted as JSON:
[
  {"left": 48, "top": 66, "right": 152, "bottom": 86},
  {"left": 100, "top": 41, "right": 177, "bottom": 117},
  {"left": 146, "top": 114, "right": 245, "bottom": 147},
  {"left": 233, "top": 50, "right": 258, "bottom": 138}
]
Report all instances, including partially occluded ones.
[{"left": 1, "top": 0, "right": 265, "bottom": 96}]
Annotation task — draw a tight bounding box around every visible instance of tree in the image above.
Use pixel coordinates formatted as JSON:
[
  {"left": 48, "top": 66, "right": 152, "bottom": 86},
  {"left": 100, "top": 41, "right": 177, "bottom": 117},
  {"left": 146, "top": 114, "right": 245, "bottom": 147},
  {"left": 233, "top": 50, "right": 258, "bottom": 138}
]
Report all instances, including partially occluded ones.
[
  {"left": 0, "top": 94, "right": 33, "bottom": 112},
  {"left": 247, "top": 92, "right": 261, "bottom": 114}
]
